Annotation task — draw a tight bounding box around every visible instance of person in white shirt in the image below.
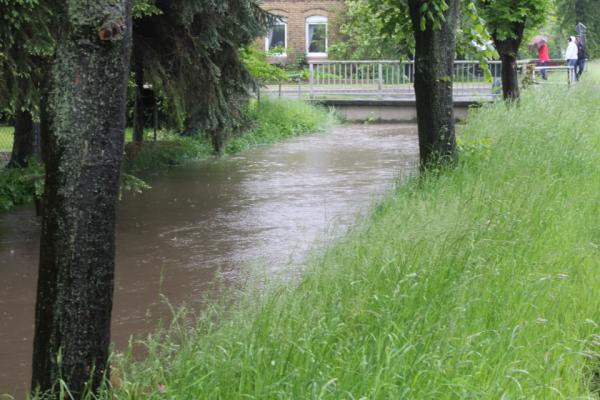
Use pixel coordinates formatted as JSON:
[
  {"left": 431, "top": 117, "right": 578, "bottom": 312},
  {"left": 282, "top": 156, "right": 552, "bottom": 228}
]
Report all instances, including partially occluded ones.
[{"left": 565, "top": 36, "right": 578, "bottom": 81}]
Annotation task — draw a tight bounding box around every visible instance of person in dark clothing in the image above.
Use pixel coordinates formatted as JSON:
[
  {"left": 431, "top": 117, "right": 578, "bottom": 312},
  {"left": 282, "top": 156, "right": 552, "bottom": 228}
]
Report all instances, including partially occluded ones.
[{"left": 576, "top": 36, "right": 586, "bottom": 80}]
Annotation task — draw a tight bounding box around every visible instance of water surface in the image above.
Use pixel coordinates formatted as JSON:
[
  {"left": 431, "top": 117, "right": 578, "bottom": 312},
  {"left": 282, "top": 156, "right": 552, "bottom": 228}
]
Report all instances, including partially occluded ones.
[{"left": 0, "top": 123, "right": 418, "bottom": 395}]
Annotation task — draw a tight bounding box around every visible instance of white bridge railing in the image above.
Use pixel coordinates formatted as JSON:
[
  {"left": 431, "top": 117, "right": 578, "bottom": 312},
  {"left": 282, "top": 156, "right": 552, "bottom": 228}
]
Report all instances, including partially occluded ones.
[
  {"left": 262, "top": 59, "right": 573, "bottom": 100},
  {"left": 308, "top": 60, "right": 504, "bottom": 99},
  {"left": 532, "top": 65, "right": 577, "bottom": 86}
]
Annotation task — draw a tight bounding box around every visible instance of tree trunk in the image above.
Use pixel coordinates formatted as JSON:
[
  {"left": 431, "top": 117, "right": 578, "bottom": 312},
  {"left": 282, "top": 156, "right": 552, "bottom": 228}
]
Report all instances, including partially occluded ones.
[
  {"left": 408, "top": 0, "right": 460, "bottom": 169},
  {"left": 499, "top": 52, "right": 520, "bottom": 101},
  {"left": 7, "top": 108, "right": 34, "bottom": 168},
  {"left": 31, "top": 1, "right": 133, "bottom": 397},
  {"left": 211, "top": 131, "right": 225, "bottom": 157},
  {"left": 133, "top": 52, "right": 144, "bottom": 143},
  {"left": 493, "top": 22, "right": 525, "bottom": 102}
]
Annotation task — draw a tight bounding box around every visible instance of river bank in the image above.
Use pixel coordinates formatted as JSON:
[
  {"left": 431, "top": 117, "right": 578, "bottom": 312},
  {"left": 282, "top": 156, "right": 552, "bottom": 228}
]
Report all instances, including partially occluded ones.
[
  {"left": 124, "top": 99, "right": 337, "bottom": 174},
  {"left": 102, "top": 83, "right": 600, "bottom": 398},
  {"left": 1, "top": 123, "right": 417, "bottom": 397},
  {"left": 0, "top": 99, "right": 336, "bottom": 212}
]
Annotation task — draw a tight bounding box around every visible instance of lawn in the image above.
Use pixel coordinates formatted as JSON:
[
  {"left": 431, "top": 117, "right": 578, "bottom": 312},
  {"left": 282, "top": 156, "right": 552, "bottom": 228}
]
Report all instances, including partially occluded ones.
[
  {"left": 585, "top": 59, "right": 600, "bottom": 83},
  {"left": 0, "top": 126, "right": 13, "bottom": 152}
]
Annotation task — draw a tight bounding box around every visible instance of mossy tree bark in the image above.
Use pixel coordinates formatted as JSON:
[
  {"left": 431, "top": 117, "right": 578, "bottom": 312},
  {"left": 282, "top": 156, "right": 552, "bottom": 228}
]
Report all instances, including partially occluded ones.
[
  {"left": 408, "top": 0, "right": 460, "bottom": 169},
  {"left": 7, "top": 108, "right": 34, "bottom": 168},
  {"left": 492, "top": 22, "right": 525, "bottom": 102},
  {"left": 31, "top": 0, "right": 133, "bottom": 396}
]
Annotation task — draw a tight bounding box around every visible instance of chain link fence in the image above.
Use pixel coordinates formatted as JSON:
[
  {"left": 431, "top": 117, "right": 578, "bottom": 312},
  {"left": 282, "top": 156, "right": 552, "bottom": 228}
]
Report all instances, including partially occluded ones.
[{"left": 0, "top": 125, "right": 13, "bottom": 166}]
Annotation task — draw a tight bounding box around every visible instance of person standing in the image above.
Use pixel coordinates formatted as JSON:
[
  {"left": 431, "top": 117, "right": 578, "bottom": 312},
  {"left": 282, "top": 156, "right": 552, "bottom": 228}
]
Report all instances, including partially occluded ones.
[
  {"left": 576, "top": 36, "right": 586, "bottom": 80},
  {"left": 537, "top": 41, "right": 550, "bottom": 80},
  {"left": 565, "top": 36, "right": 578, "bottom": 82}
]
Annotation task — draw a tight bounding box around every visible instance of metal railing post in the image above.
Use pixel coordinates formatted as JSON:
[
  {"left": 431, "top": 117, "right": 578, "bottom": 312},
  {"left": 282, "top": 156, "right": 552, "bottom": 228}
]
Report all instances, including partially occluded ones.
[
  {"left": 378, "top": 63, "right": 383, "bottom": 99},
  {"left": 309, "top": 63, "right": 314, "bottom": 99}
]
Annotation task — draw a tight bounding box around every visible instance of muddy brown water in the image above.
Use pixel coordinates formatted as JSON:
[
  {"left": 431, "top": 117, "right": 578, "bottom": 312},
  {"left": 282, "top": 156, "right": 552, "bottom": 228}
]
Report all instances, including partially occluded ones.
[{"left": 0, "top": 124, "right": 418, "bottom": 396}]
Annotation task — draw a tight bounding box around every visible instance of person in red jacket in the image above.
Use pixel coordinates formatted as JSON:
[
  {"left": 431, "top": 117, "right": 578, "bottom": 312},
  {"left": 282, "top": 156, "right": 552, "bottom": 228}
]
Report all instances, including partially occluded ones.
[
  {"left": 538, "top": 42, "right": 550, "bottom": 80},
  {"left": 538, "top": 41, "right": 550, "bottom": 80}
]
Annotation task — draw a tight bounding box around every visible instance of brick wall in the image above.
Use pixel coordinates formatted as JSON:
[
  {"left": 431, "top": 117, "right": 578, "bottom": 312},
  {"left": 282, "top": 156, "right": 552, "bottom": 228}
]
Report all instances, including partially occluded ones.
[{"left": 259, "top": 0, "right": 345, "bottom": 64}]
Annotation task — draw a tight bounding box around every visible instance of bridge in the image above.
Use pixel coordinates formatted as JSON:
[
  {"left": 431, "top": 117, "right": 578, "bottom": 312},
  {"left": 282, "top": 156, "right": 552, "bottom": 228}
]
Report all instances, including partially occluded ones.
[{"left": 262, "top": 60, "right": 575, "bottom": 122}]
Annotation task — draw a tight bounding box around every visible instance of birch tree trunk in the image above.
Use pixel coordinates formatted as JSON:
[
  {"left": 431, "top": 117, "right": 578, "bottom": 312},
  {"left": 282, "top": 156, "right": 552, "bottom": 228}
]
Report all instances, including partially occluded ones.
[
  {"left": 31, "top": 0, "right": 133, "bottom": 396},
  {"left": 408, "top": 0, "right": 460, "bottom": 168}
]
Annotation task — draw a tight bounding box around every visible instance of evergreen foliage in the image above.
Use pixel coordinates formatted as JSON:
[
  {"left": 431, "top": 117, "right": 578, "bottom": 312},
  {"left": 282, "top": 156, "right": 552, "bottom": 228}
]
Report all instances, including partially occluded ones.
[
  {"left": 1, "top": 0, "right": 271, "bottom": 156},
  {"left": 132, "top": 0, "right": 272, "bottom": 154},
  {"left": 0, "top": 0, "right": 54, "bottom": 114}
]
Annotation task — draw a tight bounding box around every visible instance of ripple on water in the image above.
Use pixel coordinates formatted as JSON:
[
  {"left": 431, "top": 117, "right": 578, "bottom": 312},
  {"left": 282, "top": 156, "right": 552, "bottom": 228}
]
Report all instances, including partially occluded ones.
[{"left": 0, "top": 123, "right": 418, "bottom": 396}]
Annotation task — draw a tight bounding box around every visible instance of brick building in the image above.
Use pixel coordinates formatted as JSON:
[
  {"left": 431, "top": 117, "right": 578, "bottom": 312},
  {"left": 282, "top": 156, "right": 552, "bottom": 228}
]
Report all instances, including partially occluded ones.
[{"left": 259, "top": 0, "right": 345, "bottom": 63}]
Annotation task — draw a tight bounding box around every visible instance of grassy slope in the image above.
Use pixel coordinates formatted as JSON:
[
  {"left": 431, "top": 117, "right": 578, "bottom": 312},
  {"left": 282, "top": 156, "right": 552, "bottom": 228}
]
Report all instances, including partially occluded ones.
[{"left": 110, "top": 83, "right": 600, "bottom": 399}]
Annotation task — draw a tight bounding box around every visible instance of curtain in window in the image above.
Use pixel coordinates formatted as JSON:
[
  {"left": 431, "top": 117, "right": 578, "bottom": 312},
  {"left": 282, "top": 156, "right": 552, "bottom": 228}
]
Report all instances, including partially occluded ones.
[
  {"left": 268, "top": 29, "right": 274, "bottom": 48},
  {"left": 308, "top": 24, "right": 316, "bottom": 50}
]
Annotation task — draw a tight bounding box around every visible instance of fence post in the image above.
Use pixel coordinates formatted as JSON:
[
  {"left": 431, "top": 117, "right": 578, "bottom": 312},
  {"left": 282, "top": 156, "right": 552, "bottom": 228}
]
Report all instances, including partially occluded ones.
[
  {"left": 309, "top": 63, "right": 314, "bottom": 99},
  {"left": 378, "top": 63, "right": 383, "bottom": 99},
  {"left": 278, "top": 82, "right": 282, "bottom": 99}
]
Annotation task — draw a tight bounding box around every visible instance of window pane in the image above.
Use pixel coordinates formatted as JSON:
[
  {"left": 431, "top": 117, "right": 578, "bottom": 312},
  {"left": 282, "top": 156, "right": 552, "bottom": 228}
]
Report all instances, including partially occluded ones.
[
  {"left": 269, "top": 25, "right": 286, "bottom": 50},
  {"left": 308, "top": 24, "right": 327, "bottom": 53}
]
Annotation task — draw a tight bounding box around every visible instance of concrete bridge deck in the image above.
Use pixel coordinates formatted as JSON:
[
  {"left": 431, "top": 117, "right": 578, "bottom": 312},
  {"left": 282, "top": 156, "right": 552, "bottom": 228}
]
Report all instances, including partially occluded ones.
[{"left": 310, "top": 98, "right": 484, "bottom": 123}]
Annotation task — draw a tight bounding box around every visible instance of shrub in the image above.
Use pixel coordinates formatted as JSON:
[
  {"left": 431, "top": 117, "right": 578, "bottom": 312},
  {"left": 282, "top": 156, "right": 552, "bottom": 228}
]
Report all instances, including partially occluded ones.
[{"left": 0, "top": 161, "right": 43, "bottom": 210}]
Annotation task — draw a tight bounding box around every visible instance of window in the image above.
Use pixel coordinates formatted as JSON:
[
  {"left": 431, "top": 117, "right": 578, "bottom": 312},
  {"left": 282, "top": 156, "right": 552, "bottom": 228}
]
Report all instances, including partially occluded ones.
[
  {"left": 306, "top": 16, "right": 328, "bottom": 56},
  {"left": 265, "top": 18, "right": 287, "bottom": 56}
]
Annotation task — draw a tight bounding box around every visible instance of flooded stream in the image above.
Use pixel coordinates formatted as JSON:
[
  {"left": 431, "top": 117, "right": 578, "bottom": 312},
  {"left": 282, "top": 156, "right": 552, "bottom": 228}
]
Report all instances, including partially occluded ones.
[{"left": 0, "top": 123, "right": 418, "bottom": 395}]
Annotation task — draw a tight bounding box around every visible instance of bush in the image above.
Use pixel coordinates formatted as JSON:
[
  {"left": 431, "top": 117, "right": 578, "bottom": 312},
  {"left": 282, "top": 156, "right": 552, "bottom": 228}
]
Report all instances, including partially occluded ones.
[
  {"left": 124, "top": 135, "right": 213, "bottom": 174},
  {"left": 0, "top": 161, "right": 43, "bottom": 210}
]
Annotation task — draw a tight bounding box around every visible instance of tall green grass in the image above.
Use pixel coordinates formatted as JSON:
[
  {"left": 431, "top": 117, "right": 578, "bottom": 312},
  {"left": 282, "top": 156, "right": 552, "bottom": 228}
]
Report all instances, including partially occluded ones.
[
  {"left": 585, "top": 60, "right": 600, "bottom": 84},
  {"left": 102, "top": 83, "right": 600, "bottom": 399},
  {"left": 127, "top": 99, "right": 336, "bottom": 173},
  {"left": 225, "top": 99, "right": 336, "bottom": 154}
]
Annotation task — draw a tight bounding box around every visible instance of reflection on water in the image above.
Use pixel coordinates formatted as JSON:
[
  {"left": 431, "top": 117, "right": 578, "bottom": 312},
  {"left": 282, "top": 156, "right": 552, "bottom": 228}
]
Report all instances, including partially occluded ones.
[{"left": 0, "top": 123, "right": 418, "bottom": 395}]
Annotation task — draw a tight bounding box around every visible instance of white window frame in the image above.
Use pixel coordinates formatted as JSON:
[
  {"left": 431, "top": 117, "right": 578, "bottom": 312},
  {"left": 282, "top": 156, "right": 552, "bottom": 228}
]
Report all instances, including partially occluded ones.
[
  {"left": 306, "top": 16, "right": 328, "bottom": 57},
  {"left": 265, "top": 18, "right": 288, "bottom": 57}
]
